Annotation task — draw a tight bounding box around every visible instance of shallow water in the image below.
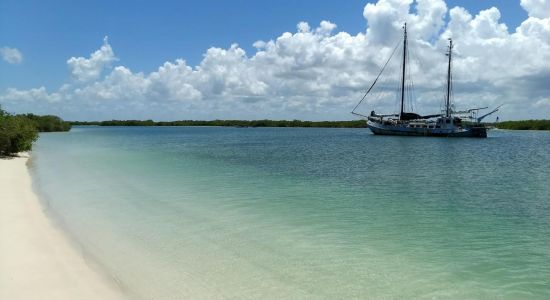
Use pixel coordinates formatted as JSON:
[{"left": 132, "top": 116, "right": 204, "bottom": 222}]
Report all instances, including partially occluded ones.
[{"left": 31, "top": 127, "right": 550, "bottom": 299}]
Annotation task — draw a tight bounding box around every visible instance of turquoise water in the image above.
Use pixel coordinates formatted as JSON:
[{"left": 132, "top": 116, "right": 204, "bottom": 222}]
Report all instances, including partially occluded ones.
[{"left": 31, "top": 127, "right": 550, "bottom": 299}]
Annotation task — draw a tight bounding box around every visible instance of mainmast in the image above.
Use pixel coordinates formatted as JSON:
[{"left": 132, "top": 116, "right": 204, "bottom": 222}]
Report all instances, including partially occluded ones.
[
  {"left": 400, "top": 23, "right": 407, "bottom": 120},
  {"left": 445, "top": 39, "right": 453, "bottom": 118}
]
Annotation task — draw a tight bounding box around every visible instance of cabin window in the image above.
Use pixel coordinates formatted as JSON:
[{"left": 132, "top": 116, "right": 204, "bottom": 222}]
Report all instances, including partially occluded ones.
[
  {"left": 446, "top": 119, "right": 451, "bottom": 124},
  {"left": 436, "top": 126, "right": 441, "bottom": 128}
]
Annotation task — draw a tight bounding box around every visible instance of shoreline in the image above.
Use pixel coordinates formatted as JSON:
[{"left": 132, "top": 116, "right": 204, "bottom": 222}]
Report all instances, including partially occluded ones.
[{"left": 0, "top": 153, "right": 126, "bottom": 300}]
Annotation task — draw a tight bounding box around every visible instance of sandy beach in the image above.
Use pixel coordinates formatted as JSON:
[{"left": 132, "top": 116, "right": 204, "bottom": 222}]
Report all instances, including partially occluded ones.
[{"left": 0, "top": 154, "right": 125, "bottom": 300}]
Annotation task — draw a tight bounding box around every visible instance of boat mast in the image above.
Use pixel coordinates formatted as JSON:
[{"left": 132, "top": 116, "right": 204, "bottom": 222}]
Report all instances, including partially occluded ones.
[
  {"left": 445, "top": 39, "right": 453, "bottom": 118},
  {"left": 400, "top": 23, "right": 407, "bottom": 120}
]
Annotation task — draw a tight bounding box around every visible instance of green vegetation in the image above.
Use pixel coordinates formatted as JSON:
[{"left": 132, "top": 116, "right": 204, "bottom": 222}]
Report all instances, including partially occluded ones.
[
  {"left": 22, "top": 114, "right": 73, "bottom": 132},
  {"left": 495, "top": 120, "right": 550, "bottom": 130},
  {"left": 0, "top": 108, "right": 39, "bottom": 156},
  {"left": 0, "top": 106, "right": 71, "bottom": 156},
  {"left": 71, "top": 119, "right": 367, "bottom": 128},
  {"left": 71, "top": 118, "right": 550, "bottom": 130}
]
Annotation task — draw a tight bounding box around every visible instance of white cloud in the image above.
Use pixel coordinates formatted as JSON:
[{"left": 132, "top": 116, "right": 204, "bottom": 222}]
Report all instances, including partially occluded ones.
[
  {"left": 297, "top": 22, "right": 311, "bottom": 33},
  {"left": 66, "top": 36, "right": 117, "bottom": 82},
  {"left": 0, "top": 47, "right": 23, "bottom": 64},
  {"left": 1, "top": 0, "right": 550, "bottom": 121},
  {"left": 517, "top": 16, "right": 550, "bottom": 41},
  {"left": 521, "top": 0, "right": 550, "bottom": 19},
  {"left": 535, "top": 98, "right": 550, "bottom": 107},
  {"left": 0, "top": 86, "right": 62, "bottom": 103}
]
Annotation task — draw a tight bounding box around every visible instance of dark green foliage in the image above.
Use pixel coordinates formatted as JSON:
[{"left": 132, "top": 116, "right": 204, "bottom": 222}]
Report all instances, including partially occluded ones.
[
  {"left": 70, "top": 120, "right": 102, "bottom": 126},
  {"left": 70, "top": 119, "right": 367, "bottom": 128},
  {"left": 495, "top": 120, "right": 550, "bottom": 130},
  {"left": 0, "top": 106, "right": 71, "bottom": 156},
  {"left": 0, "top": 108, "right": 39, "bottom": 156},
  {"left": 23, "top": 114, "right": 72, "bottom": 132},
  {"left": 100, "top": 119, "right": 156, "bottom": 126}
]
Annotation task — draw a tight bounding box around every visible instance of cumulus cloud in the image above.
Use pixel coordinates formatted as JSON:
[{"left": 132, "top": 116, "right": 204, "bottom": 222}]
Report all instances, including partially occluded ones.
[
  {"left": 521, "top": 0, "right": 550, "bottom": 18},
  {"left": 0, "top": 47, "right": 23, "bottom": 64},
  {"left": 67, "top": 36, "right": 117, "bottom": 82},
  {"left": 1, "top": 86, "right": 58, "bottom": 102},
  {"left": 363, "top": 0, "right": 447, "bottom": 44},
  {"left": 1, "top": 0, "right": 550, "bottom": 120}
]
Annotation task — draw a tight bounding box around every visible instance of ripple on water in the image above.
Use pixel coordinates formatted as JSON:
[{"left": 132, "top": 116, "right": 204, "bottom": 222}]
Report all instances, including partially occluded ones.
[{"left": 32, "top": 127, "right": 550, "bottom": 299}]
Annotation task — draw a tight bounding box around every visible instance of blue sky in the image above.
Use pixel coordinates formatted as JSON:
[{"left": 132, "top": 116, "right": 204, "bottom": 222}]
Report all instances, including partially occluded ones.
[
  {"left": 1, "top": 0, "right": 547, "bottom": 121},
  {"left": 0, "top": 0, "right": 527, "bottom": 91}
]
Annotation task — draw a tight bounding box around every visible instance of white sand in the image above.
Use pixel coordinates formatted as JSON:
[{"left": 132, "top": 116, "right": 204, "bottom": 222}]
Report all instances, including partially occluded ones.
[{"left": 0, "top": 154, "right": 126, "bottom": 300}]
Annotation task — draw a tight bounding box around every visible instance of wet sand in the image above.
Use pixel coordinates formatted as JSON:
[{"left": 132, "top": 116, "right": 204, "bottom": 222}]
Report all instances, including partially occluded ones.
[{"left": 0, "top": 154, "right": 125, "bottom": 300}]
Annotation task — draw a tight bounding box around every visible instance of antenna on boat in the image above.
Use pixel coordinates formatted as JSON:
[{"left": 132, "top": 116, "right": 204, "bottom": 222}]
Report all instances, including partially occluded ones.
[
  {"left": 399, "top": 23, "right": 407, "bottom": 120},
  {"left": 445, "top": 38, "right": 453, "bottom": 118}
]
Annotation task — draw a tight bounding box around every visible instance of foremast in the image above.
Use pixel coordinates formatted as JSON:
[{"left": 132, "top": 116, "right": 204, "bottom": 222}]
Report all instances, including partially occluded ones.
[
  {"left": 399, "top": 23, "right": 407, "bottom": 120},
  {"left": 445, "top": 39, "right": 453, "bottom": 118}
]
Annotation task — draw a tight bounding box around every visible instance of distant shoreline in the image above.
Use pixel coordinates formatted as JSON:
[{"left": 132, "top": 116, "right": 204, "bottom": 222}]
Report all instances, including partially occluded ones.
[
  {"left": 69, "top": 119, "right": 550, "bottom": 130},
  {"left": 70, "top": 119, "right": 367, "bottom": 128}
]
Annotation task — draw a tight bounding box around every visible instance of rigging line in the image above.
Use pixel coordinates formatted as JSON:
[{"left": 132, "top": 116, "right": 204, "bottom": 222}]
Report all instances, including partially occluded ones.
[
  {"left": 448, "top": 53, "right": 454, "bottom": 112},
  {"left": 406, "top": 45, "right": 413, "bottom": 112},
  {"left": 441, "top": 48, "right": 449, "bottom": 114},
  {"left": 408, "top": 60, "right": 412, "bottom": 111},
  {"left": 396, "top": 49, "right": 409, "bottom": 113},
  {"left": 351, "top": 40, "right": 402, "bottom": 114},
  {"left": 409, "top": 81, "right": 415, "bottom": 112},
  {"left": 410, "top": 78, "right": 415, "bottom": 112},
  {"left": 409, "top": 44, "right": 423, "bottom": 112},
  {"left": 396, "top": 51, "right": 404, "bottom": 113},
  {"left": 393, "top": 59, "right": 402, "bottom": 113},
  {"left": 410, "top": 68, "right": 415, "bottom": 111}
]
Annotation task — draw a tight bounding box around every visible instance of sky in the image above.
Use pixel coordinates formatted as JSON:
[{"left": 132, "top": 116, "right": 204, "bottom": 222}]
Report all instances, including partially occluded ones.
[{"left": 0, "top": 0, "right": 548, "bottom": 121}]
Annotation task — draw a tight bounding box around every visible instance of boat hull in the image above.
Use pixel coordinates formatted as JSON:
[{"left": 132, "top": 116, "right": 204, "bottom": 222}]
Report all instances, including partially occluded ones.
[{"left": 367, "top": 121, "right": 487, "bottom": 138}]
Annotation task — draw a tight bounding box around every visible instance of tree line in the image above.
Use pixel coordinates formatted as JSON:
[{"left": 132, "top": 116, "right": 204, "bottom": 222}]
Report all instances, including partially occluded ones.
[
  {"left": 70, "top": 119, "right": 368, "bottom": 128},
  {"left": 494, "top": 120, "right": 550, "bottom": 130},
  {"left": 70, "top": 119, "right": 550, "bottom": 130},
  {"left": 0, "top": 106, "right": 71, "bottom": 156}
]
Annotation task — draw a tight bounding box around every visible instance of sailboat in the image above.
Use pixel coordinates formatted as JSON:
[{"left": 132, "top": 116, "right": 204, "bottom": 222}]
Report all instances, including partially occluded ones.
[{"left": 352, "top": 24, "right": 500, "bottom": 138}]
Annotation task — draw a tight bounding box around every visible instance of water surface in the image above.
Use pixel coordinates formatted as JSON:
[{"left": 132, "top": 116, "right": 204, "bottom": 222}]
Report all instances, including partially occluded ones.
[{"left": 32, "top": 127, "right": 550, "bottom": 299}]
